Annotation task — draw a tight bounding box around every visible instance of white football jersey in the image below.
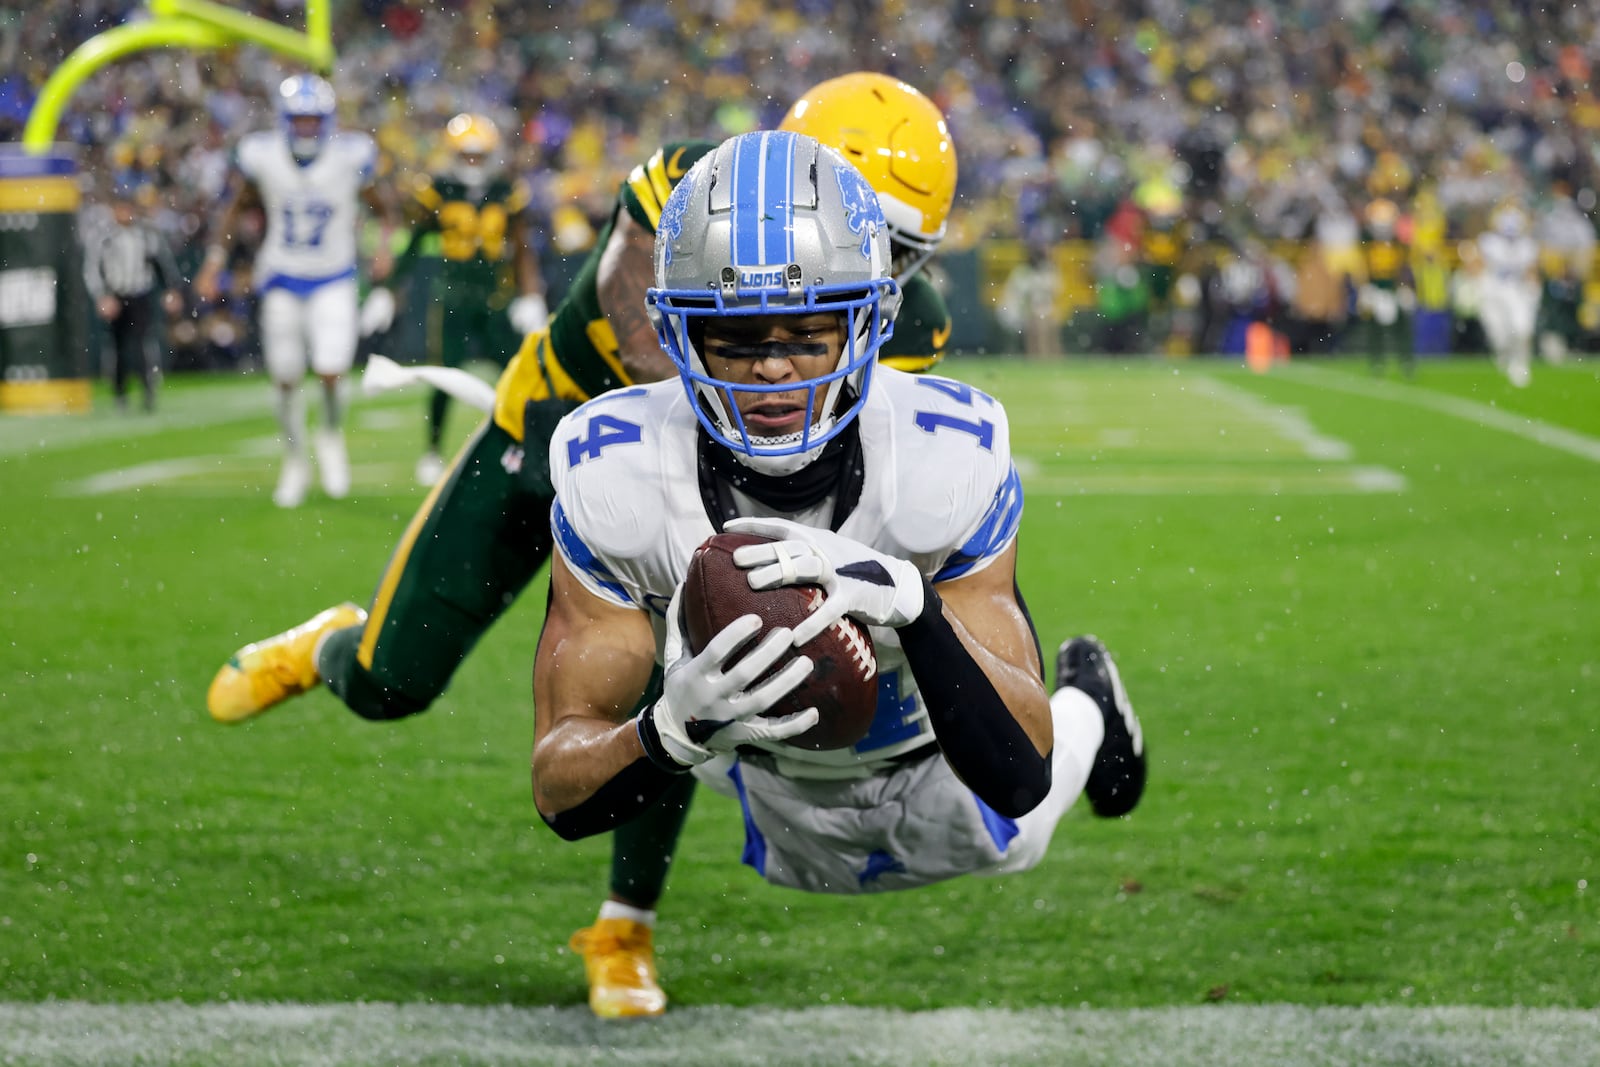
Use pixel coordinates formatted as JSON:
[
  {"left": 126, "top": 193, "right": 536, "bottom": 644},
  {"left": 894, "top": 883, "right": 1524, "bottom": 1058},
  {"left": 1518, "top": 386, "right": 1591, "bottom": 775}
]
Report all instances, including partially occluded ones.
[
  {"left": 548, "top": 367, "right": 1024, "bottom": 778},
  {"left": 236, "top": 130, "right": 376, "bottom": 283},
  {"left": 1478, "top": 231, "right": 1539, "bottom": 284}
]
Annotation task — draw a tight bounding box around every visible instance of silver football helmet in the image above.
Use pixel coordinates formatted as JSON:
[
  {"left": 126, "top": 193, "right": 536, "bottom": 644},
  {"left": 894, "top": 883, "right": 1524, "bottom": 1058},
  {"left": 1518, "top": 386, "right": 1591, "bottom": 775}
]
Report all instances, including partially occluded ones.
[
  {"left": 647, "top": 130, "right": 901, "bottom": 475},
  {"left": 277, "top": 74, "right": 336, "bottom": 165}
]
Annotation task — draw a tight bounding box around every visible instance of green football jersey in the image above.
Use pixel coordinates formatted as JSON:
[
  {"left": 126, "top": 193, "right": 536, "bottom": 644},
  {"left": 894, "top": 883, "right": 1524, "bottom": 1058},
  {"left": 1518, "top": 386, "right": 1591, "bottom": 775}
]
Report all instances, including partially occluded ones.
[
  {"left": 493, "top": 142, "right": 714, "bottom": 434},
  {"left": 410, "top": 173, "right": 529, "bottom": 265},
  {"left": 881, "top": 271, "right": 951, "bottom": 373}
]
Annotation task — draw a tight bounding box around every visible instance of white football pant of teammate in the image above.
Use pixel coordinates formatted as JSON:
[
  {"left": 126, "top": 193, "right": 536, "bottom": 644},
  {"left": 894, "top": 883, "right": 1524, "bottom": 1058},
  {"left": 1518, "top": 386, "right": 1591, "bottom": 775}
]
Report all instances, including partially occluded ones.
[
  {"left": 1478, "top": 215, "right": 1542, "bottom": 389},
  {"left": 259, "top": 279, "right": 358, "bottom": 505}
]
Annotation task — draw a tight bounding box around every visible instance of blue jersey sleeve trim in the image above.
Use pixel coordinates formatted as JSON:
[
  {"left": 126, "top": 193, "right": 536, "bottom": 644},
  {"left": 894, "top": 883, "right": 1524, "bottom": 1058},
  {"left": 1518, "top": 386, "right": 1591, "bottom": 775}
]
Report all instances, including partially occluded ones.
[
  {"left": 933, "top": 462, "right": 1024, "bottom": 582},
  {"left": 551, "top": 498, "right": 631, "bottom": 604}
]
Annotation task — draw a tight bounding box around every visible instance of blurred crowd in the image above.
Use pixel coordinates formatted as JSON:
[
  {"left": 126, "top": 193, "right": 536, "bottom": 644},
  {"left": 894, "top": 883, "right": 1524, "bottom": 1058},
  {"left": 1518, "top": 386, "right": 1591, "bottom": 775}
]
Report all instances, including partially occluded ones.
[{"left": 4, "top": 0, "right": 1599, "bottom": 364}]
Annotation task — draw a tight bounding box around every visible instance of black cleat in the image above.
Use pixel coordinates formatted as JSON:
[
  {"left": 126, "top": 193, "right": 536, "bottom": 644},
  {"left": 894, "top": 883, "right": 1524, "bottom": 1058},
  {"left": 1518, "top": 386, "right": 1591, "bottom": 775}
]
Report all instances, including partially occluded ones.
[{"left": 1056, "top": 636, "right": 1146, "bottom": 817}]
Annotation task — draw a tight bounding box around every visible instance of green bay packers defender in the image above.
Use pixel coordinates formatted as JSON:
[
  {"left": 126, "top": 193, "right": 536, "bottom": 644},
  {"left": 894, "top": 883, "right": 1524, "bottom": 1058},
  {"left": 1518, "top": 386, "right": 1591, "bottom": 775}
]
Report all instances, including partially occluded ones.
[
  {"left": 1356, "top": 197, "right": 1415, "bottom": 377},
  {"left": 207, "top": 73, "right": 960, "bottom": 1021},
  {"left": 780, "top": 71, "right": 958, "bottom": 374},
  {"left": 370, "top": 113, "right": 550, "bottom": 485}
]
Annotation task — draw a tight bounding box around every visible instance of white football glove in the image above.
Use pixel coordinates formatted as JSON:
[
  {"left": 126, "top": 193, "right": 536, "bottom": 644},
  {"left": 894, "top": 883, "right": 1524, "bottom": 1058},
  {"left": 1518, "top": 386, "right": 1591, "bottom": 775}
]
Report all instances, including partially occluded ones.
[
  {"left": 643, "top": 583, "right": 819, "bottom": 768},
  {"left": 508, "top": 293, "right": 549, "bottom": 335},
  {"left": 359, "top": 286, "right": 396, "bottom": 337},
  {"left": 725, "top": 516, "right": 927, "bottom": 646}
]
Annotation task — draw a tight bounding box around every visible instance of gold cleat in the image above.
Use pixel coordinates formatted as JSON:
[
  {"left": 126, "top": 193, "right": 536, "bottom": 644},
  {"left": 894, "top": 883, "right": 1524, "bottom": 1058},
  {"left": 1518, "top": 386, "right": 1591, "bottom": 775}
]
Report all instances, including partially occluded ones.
[
  {"left": 568, "top": 918, "right": 667, "bottom": 1019},
  {"left": 206, "top": 603, "right": 366, "bottom": 724}
]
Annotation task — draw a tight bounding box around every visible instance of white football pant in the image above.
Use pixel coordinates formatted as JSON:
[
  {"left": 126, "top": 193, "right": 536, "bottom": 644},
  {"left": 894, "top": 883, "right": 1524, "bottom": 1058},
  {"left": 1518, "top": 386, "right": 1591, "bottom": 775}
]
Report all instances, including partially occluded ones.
[
  {"left": 258, "top": 277, "right": 359, "bottom": 383},
  {"left": 1478, "top": 280, "right": 1539, "bottom": 386},
  {"left": 693, "top": 686, "right": 1103, "bottom": 893}
]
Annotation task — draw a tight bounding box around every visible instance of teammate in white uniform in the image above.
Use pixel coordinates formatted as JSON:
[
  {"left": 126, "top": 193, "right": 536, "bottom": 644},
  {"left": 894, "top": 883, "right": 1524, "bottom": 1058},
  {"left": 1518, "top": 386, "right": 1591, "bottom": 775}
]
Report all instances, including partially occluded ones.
[
  {"left": 1476, "top": 203, "right": 1542, "bottom": 388},
  {"left": 531, "top": 131, "right": 1145, "bottom": 936},
  {"left": 196, "top": 74, "right": 395, "bottom": 506}
]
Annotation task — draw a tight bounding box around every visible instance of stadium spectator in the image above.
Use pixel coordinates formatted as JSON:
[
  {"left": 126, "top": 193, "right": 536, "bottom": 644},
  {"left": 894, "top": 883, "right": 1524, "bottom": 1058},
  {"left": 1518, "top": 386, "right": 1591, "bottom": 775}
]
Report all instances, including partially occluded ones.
[
  {"left": 997, "top": 244, "right": 1063, "bottom": 359},
  {"left": 16, "top": 0, "right": 1600, "bottom": 349}
]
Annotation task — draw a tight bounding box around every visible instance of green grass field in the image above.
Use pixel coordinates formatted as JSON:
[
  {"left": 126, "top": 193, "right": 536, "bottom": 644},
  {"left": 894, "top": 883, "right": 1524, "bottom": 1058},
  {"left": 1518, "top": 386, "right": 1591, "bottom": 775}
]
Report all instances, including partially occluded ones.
[{"left": 2, "top": 356, "right": 1597, "bottom": 1065}]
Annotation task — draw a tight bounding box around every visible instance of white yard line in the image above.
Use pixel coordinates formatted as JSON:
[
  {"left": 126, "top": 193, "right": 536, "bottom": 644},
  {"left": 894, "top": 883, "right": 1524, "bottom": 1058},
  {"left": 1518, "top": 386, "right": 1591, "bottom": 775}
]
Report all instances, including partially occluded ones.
[
  {"left": 1, "top": 1002, "right": 1596, "bottom": 1067},
  {"left": 1188, "top": 374, "right": 1355, "bottom": 460},
  {"left": 1015, "top": 373, "right": 1405, "bottom": 496},
  {"left": 1283, "top": 364, "right": 1600, "bottom": 463}
]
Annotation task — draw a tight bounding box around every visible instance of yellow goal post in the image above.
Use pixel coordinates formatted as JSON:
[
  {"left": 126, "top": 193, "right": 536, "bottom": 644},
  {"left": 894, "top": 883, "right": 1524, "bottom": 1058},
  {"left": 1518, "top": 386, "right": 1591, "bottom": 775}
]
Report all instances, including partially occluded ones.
[{"left": 22, "top": 0, "right": 334, "bottom": 154}]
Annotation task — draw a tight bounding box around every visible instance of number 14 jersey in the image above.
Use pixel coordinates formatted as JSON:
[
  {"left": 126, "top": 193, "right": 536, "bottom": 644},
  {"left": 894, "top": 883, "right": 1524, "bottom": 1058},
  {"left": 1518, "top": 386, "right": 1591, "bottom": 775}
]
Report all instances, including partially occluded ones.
[{"left": 548, "top": 366, "right": 1025, "bottom": 778}]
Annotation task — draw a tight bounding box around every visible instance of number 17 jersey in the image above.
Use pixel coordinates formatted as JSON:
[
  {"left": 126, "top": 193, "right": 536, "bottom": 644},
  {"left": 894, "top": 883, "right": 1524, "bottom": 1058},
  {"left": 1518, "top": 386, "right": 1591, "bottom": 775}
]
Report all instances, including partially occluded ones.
[{"left": 236, "top": 130, "right": 378, "bottom": 284}]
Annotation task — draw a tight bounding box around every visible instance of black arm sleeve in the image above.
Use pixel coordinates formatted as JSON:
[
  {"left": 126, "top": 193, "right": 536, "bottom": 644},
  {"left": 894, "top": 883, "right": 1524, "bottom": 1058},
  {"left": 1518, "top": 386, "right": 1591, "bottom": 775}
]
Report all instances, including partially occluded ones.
[
  {"left": 896, "top": 579, "right": 1052, "bottom": 818},
  {"left": 538, "top": 755, "right": 682, "bottom": 841}
]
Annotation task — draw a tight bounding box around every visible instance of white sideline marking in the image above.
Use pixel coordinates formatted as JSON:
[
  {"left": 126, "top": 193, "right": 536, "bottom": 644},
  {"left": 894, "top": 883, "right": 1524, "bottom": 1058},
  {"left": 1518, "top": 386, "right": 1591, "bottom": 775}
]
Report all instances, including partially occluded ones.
[
  {"left": 0, "top": 388, "right": 271, "bottom": 457},
  {"left": 2, "top": 1003, "right": 1597, "bottom": 1066},
  {"left": 1285, "top": 364, "right": 1600, "bottom": 463}
]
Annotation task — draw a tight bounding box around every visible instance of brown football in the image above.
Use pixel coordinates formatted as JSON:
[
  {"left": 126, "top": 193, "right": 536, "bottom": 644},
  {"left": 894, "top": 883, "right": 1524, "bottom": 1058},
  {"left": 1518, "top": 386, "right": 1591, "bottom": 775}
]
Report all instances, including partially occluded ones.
[{"left": 681, "top": 532, "right": 878, "bottom": 751}]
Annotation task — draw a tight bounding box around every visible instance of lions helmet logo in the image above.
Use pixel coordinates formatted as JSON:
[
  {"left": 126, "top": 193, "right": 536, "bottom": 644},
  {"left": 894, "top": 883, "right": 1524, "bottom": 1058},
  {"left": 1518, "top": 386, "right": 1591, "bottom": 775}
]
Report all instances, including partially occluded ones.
[{"left": 835, "top": 163, "right": 886, "bottom": 268}]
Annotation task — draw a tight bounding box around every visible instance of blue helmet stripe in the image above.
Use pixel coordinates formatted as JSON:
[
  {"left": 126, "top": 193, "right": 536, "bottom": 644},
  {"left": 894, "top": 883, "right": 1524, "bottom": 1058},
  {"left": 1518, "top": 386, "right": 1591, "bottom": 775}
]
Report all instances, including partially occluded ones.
[
  {"left": 730, "top": 133, "right": 760, "bottom": 265},
  {"left": 762, "top": 131, "right": 795, "bottom": 263},
  {"left": 730, "top": 131, "right": 796, "bottom": 267}
]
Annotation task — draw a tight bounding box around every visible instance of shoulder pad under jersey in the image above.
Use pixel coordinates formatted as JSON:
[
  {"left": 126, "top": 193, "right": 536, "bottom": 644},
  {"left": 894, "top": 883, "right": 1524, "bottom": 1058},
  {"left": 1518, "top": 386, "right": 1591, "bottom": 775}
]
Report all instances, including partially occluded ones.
[
  {"left": 869, "top": 369, "right": 1021, "bottom": 580},
  {"left": 547, "top": 383, "right": 685, "bottom": 596}
]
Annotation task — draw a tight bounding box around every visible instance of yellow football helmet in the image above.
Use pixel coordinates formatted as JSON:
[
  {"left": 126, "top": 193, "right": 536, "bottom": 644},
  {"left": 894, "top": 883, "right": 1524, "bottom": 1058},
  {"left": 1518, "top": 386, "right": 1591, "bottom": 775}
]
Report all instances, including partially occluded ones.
[
  {"left": 445, "top": 113, "right": 500, "bottom": 156},
  {"left": 780, "top": 72, "right": 957, "bottom": 280},
  {"left": 1365, "top": 198, "right": 1399, "bottom": 237}
]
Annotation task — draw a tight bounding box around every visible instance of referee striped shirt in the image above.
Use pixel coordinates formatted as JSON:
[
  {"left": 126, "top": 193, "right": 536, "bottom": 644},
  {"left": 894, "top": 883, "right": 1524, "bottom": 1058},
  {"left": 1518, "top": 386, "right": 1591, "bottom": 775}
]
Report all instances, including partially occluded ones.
[{"left": 85, "top": 221, "right": 179, "bottom": 300}]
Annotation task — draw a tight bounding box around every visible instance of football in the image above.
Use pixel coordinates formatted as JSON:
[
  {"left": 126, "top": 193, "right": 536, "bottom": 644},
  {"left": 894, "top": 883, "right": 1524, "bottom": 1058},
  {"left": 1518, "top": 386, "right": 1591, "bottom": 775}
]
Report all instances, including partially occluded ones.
[{"left": 681, "top": 531, "right": 878, "bottom": 751}]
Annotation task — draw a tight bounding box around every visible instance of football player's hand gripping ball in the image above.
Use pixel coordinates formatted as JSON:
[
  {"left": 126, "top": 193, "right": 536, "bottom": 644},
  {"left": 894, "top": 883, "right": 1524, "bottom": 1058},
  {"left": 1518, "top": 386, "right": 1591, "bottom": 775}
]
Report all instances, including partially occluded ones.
[
  {"left": 726, "top": 516, "right": 926, "bottom": 644},
  {"left": 643, "top": 583, "right": 819, "bottom": 768}
]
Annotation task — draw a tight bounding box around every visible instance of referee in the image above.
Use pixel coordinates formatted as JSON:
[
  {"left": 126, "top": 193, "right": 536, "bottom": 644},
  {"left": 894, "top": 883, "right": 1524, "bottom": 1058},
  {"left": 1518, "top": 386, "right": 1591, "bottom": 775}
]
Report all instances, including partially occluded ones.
[{"left": 84, "top": 179, "right": 182, "bottom": 413}]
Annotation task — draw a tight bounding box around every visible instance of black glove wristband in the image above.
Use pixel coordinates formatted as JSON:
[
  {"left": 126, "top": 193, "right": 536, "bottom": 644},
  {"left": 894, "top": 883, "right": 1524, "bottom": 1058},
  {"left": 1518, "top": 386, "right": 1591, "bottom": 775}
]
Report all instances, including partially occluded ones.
[{"left": 636, "top": 703, "right": 693, "bottom": 774}]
